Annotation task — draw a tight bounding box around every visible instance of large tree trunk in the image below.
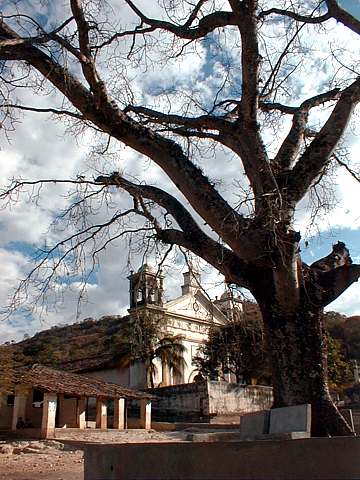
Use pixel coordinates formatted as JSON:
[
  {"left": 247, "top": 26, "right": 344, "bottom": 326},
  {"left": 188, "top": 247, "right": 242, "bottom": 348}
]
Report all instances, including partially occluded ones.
[{"left": 254, "top": 278, "right": 353, "bottom": 437}]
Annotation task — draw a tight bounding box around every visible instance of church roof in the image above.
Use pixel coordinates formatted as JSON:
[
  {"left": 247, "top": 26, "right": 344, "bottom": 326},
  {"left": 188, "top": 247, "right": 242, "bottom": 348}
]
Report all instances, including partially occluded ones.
[
  {"left": 165, "top": 289, "right": 228, "bottom": 324},
  {"left": 19, "top": 364, "right": 154, "bottom": 400}
]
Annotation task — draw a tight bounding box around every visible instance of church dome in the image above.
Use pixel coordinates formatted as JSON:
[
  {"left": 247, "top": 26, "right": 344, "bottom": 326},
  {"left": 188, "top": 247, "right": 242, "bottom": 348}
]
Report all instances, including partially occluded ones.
[
  {"left": 218, "top": 289, "right": 242, "bottom": 305},
  {"left": 220, "top": 290, "right": 232, "bottom": 301},
  {"left": 137, "top": 263, "right": 155, "bottom": 274}
]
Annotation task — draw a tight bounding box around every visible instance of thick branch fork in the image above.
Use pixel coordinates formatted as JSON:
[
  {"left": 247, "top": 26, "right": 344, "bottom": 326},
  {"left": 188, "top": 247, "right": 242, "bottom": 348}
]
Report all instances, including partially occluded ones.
[
  {"left": 312, "top": 264, "right": 360, "bottom": 307},
  {"left": 287, "top": 77, "right": 360, "bottom": 205},
  {"left": 304, "top": 242, "right": 360, "bottom": 307}
]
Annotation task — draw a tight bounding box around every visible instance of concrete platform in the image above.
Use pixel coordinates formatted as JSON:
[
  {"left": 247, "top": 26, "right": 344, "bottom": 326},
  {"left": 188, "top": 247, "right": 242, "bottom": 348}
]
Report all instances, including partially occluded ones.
[{"left": 84, "top": 436, "right": 360, "bottom": 480}]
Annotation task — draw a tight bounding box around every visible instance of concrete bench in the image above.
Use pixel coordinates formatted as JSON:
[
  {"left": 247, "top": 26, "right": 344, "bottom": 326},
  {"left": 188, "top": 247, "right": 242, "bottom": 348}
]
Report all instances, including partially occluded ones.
[{"left": 240, "top": 404, "right": 311, "bottom": 440}]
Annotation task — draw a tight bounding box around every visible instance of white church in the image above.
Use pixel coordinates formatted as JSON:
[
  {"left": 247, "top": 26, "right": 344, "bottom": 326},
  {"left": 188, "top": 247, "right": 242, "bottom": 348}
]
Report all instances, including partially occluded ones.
[{"left": 83, "top": 264, "right": 245, "bottom": 389}]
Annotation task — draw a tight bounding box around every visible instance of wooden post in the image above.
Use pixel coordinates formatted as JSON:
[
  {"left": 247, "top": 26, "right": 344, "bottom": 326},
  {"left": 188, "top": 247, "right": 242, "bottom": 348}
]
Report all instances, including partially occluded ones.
[
  {"left": 139, "top": 399, "right": 152, "bottom": 430},
  {"left": 96, "top": 397, "right": 107, "bottom": 429},
  {"left": 11, "top": 387, "right": 29, "bottom": 431},
  {"left": 113, "top": 398, "right": 125, "bottom": 430},
  {"left": 78, "top": 396, "right": 86, "bottom": 429},
  {"left": 41, "top": 393, "right": 57, "bottom": 438}
]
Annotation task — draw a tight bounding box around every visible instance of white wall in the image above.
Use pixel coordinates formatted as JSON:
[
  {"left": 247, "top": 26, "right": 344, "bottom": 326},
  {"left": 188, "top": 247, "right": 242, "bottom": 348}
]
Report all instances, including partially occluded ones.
[{"left": 85, "top": 367, "right": 130, "bottom": 387}]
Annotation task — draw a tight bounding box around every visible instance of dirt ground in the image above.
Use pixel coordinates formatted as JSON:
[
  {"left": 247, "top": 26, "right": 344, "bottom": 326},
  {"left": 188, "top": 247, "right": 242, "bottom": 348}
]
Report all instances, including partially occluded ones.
[
  {"left": 0, "top": 440, "right": 83, "bottom": 480},
  {"left": 0, "top": 430, "right": 188, "bottom": 480}
]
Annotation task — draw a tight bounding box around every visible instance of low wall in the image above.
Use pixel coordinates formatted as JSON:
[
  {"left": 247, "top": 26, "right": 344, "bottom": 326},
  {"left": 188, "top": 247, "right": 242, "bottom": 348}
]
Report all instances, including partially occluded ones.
[
  {"left": 207, "top": 381, "right": 273, "bottom": 416},
  {"left": 149, "top": 382, "right": 209, "bottom": 421},
  {"left": 348, "top": 408, "right": 360, "bottom": 434},
  {"left": 84, "top": 437, "right": 360, "bottom": 480},
  {"left": 149, "top": 381, "right": 273, "bottom": 421}
]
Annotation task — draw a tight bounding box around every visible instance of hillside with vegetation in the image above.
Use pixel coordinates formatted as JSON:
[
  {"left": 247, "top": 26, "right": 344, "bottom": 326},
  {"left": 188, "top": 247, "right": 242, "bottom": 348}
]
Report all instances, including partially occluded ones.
[
  {"left": 1, "top": 315, "right": 128, "bottom": 380},
  {"left": 0, "top": 307, "right": 359, "bottom": 393}
]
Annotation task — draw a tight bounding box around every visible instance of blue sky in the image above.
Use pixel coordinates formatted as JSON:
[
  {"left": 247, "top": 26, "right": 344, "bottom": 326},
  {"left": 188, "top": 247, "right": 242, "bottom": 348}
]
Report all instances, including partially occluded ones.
[
  {"left": 0, "top": 0, "right": 360, "bottom": 341},
  {"left": 341, "top": 0, "right": 360, "bottom": 18},
  {"left": 301, "top": 229, "right": 360, "bottom": 272}
]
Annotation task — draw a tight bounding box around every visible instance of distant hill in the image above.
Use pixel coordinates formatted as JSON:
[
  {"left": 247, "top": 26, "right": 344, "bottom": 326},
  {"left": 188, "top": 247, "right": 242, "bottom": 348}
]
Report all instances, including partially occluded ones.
[
  {"left": 1, "top": 307, "right": 359, "bottom": 383},
  {"left": 9, "top": 315, "right": 128, "bottom": 371}
]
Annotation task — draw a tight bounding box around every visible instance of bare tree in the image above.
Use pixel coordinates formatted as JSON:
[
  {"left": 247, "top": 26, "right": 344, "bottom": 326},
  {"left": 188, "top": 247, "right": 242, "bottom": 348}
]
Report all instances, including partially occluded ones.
[{"left": 1, "top": 0, "right": 360, "bottom": 436}]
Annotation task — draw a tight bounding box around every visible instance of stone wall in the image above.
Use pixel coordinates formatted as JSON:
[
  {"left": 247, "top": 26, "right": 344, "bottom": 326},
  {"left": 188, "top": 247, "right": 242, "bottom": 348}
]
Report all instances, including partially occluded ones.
[
  {"left": 149, "top": 381, "right": 273, "bottom": 422},
  {"left": 345, "top": 407, "right": 360, "bottom": 434},
  {"left": 207, "top": 381, "right": 273, "bottom": 416},
  {"left": 149, "top": 382, "right": 208, "bottom": 421}
]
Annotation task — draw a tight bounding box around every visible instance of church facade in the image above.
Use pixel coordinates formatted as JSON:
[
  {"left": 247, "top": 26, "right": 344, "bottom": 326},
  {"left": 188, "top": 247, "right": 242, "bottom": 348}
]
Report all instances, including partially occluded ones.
[{"left": 85, "top": 265, "right": 243, "bottom": 389}]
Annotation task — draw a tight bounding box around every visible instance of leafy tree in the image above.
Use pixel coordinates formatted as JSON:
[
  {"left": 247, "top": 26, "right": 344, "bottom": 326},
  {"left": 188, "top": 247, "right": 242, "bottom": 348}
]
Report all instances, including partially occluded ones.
[
  {"left": 1, "top": 0, "right": 360, "bottom": 435},
  {"left": 0, "top": 345, "right": 18, "bottom": 394},
  {"left": 323, "top": 312, "right": 360, "bottom": 363},
  {"left": 0, "top": 344, "right": 31, "bottom": 393},
  {"left": 344, "top": 316, "right": 360, "bottom": 360},
  {"left": 21, "top": 339, "right": 59, "bottom": 366},
  {"left": 197, "top": 313, "right": 352, "bottom": 389},
  {"left": 112, "top": 313, "right": 186, "bottom": 388},
  {"left": 326, "top": 333, "right": 352, "bottom": 388},
  {"left": 195, "top": 317, "right": 269, "bottom": 384},
  {"left": 323, "top": 311, "right": 347, "bottom": 341}
]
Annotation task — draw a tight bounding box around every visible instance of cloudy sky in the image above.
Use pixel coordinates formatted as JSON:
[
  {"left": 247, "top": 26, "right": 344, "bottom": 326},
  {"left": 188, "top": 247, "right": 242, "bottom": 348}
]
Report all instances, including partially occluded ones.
[{"left": 0, "top": 0, "right": 360, "bottom": 342}]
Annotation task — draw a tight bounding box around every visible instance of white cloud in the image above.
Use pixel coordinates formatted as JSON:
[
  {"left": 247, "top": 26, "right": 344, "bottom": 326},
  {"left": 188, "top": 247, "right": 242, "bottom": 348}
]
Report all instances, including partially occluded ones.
[{"left": 327, "top": 282, "right": 360, "bottom": 317}]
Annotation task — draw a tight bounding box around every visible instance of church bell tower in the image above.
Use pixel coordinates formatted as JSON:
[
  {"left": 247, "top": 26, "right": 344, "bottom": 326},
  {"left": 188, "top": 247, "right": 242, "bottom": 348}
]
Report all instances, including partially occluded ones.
[{"left": 128, "top": 264, "right": 164, "bottom": 310}]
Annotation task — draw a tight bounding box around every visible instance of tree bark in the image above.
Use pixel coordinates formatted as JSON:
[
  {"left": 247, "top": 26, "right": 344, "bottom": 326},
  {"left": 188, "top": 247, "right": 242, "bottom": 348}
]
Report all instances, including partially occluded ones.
[{"left": 254, "top": 272, "right": 353, "bottom": 437}]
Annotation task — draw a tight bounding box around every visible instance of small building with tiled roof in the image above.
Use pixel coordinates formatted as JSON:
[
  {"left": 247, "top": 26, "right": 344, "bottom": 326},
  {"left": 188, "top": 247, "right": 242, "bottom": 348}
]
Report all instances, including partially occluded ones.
[{"left": 8, "top": 364, "right": 153, "bottom": 438}]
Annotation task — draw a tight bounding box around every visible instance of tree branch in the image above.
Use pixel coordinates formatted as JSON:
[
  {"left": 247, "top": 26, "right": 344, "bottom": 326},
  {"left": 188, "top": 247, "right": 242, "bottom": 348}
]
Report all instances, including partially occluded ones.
[
  {"left": 287, "top": 77, "right": 360, "bottom": 205},
  {"left": 156, "top": 229, "right": 252, "bottom": 289},
  {"left": 226, "top": 0, "right": 276, "bottom": 208},
  {"left": 1, "top": 103, "right": 84, "bottom": 120},
  {"left": 303, "top": 241, "right": 359, "bottom": 307},
  {"left": 0, "top": 15, "right": 82, "bottom": 62},
  {"left": 124, "top": 105, "right": 225, "bottom": 131},
  {"left": 326, "top": 0, "right": 360, "bottom": 36},
  {"left": 333, "top": 154, "right": 360, "bottom": 182},
  {"left": 314, "top": 265, "right": 360, "bottom": 307},
  {"left": 94, "top": 173, "right": 252, "bottom": 287},
  {"left": 273, "top": 88, "right": 341, "bottom": 171},
  {"left": 94, "top": 26, "right": 156, "bottom": 50},
  {"left": 0, "top": 19, "right": 252, "bottom": 258},
  {"left": 259, "top": 102, "right": 297, "bottom": 114},
  {"left": 259, "top": 7, "right": 331, "bottom": 24},
  {"left": 123, "top": 0, "right": 237, "bottom": 39},
  {"left": 69, "top": 0, "right": 109, "bottom": 106},
  {"left": 0, "top": 15, "right": 74, "bottom": 47},
  {"left": 259, "top": 2, "right": 360, "bottom": 37}
]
